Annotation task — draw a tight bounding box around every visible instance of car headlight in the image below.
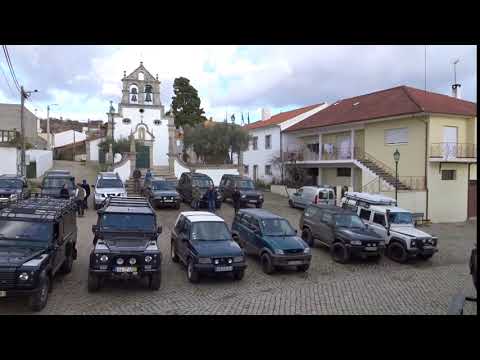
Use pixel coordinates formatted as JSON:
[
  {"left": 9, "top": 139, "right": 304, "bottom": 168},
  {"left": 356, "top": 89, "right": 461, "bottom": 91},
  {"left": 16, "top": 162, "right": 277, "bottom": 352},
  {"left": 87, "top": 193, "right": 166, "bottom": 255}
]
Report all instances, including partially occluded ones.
[
  {"left": 431, "top": 237, "right": 438, "bottom": 246},
  {"left": 129, "top": 257, "right": 137, "bottom": 265},
  {"left": 198, "top": 257, "right": 212, "bottom": 264},
  {"left": 422, "top": 239, "right": 427, "bottom": 244},
  {"left": 241, "top": 194, "right": 246, "bottom": 198},
  {"left": 227, "top": 258, "right": 233, "bottom": 264},
  {"left": 411, "top": 240, "right": 416, "bottom": 247},
  {"left": 145, "top": 255, "right": 153, "bottom": 263},
  {"left": 213, "top": 259, "right": 220, "bottom": 265},
  {"left": 100, "top": 255, "right": 109, "bottom": 263},
  {"left": 259, "top": 195, "right": 263, "bottom": 199},
  {"left": 274, "top": 249, "right": 284, "bottom": 255},
  {"left": 350, "top": 240, "right": 362, "bottom": 246},
  {"left": 303, "top": 247, "right": 310, "bottom": 254},
  {"left": 116, "top": 257, "right": 124, "bottom": 265},
  {"left": 233, "top": 256, "right": 244, "bottom": 263},
  {"left": 18, "top": 272, "right": 29, "bottom": 281}
]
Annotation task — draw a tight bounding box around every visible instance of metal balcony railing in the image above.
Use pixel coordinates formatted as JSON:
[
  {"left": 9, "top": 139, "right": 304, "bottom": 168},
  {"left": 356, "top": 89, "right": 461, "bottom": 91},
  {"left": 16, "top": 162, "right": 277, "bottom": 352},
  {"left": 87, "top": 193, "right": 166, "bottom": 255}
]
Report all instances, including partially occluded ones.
[{"left": 430, "top": 143, "right": 477, "bottom": 159}]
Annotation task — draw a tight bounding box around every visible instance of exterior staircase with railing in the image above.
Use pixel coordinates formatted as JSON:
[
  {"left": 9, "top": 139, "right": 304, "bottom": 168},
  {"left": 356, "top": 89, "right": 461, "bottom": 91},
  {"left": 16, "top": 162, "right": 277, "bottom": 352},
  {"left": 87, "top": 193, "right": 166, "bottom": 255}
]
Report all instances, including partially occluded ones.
[{"left": 125, "top": 166, "right": 177, "bottom": 196}]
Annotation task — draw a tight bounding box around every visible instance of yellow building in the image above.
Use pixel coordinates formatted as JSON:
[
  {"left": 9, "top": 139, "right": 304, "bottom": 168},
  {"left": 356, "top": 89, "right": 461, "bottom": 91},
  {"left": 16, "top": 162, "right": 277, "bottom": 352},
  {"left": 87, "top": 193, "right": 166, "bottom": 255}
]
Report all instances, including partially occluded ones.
[{"left": 284, "top": 85, "right": 477, "bottom": 223}]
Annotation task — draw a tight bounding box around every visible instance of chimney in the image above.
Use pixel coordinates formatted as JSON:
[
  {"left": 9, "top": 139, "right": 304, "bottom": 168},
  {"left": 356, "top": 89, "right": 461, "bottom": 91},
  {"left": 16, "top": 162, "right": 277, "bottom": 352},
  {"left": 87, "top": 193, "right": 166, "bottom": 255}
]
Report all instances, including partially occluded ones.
[
  {"left": 452, "top": 83, "right": 461, "bottom": 99},
  {"left": 261, "top": 108, "right": 271, "bottom": 121}
]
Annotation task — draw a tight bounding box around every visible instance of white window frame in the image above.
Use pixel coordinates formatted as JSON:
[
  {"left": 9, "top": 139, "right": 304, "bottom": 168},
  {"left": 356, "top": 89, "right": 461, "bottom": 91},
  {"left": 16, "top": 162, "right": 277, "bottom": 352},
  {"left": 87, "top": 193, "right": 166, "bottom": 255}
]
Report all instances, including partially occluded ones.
[{"left": 385, "top": 127, "right": 408, "bottom": 145}]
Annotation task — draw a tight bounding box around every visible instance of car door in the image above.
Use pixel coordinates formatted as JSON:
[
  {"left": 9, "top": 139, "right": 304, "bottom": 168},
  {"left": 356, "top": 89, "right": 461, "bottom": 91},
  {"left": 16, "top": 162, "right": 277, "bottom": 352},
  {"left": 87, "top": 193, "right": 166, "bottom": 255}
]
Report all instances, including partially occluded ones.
[
  {"left": 292, "top": 187, "right": 304, "bottom": 207},
  {"left": 52, "top": 220, "right": 66, "bottom": 273},
  {"left": 320, "top": 211, "right": 335, "bottom": 246},
  {"left": 370, "top": 211, "right": 388, "bottom": 240},
  {"left": 309, "top": 207, "right": 324, "bottom": 241},
  {"left": 177, "top": 219, "right": 191, "bottom": 263},
  {"left": 239, "top": 214, "right": 254, "bottom": 253},
  {"left": 249, "top": 217, "right": 264, "bottom": 253}
]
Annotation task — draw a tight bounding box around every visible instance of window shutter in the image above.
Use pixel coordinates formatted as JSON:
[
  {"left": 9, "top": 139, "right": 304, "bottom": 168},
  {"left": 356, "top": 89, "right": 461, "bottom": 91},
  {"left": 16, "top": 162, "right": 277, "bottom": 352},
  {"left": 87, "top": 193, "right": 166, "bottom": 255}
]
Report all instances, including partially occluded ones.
[{"left": 385, "top": 128, "right": 408, "bottom": 144}]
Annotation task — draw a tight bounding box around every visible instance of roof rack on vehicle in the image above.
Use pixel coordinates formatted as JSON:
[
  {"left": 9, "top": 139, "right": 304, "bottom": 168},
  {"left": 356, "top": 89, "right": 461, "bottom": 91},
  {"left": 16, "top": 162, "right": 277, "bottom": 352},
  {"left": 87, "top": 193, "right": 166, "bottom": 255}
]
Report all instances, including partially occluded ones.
[
  {"left": 0, "top": 198, "right": 76, "bottom": 221},
  {"left": 105, "top": 197, "right": 150, "bottom": 207},
  {"left": 343, "top": 191, "right": 397, "bottom": 206}
]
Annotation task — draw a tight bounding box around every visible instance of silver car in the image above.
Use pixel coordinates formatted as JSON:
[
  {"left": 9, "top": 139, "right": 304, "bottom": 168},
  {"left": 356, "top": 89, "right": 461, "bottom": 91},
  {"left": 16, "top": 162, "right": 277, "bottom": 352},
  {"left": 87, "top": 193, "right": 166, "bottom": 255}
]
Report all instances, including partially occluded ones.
[
  {"left": 288, "top": 186, "right": 336, "bottom": 209},
  {"left": 93, "top": 172, "right": 127, "bottom": 210}
]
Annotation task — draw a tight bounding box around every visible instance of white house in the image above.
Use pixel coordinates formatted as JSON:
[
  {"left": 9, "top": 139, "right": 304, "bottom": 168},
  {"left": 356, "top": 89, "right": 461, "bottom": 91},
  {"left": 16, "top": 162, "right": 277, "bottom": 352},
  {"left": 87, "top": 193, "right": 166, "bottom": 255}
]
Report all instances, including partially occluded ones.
[
  {"left": 242, "top": 103, "right": 327, "bottom": 184},
  {"left": 52, "top": 130, "right": 86, "bottom": 148}
]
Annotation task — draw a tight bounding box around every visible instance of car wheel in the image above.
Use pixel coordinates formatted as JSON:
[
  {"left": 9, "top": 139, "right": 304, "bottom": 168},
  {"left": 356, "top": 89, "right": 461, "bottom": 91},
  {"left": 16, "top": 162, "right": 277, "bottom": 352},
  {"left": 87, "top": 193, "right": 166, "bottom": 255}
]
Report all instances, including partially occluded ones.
[
  {"left": 149, "top": 272, "right": 161, "bottom": 290},
  {"left": 60, "top": 251, "right": 74, "bottom": 274},
  {"left": 288, "top": 199, "right": 294, "bottom": 208},
  {"left": 233, "top": 270, "right": 244, "bottom": 281},
  {"left": 29, "top": 276, "right": 50, "bottom": 312},
  {"left": 171, "top": 241, "right": 179, "bottom": 263},
  {"left": 387, "top": 242, "right": 408, "bottom": 263},
  {"left": 261, "top": 253, "right": 274, "bottom": 274},
  {"left": 418, "top": 253, "right": 433, "bottom": 261},
  {"left": 187, "top": 259, "right": 200, "bottom": 283},
  {"left": 87, "top": 272, "right": 101, "bottom": 292},
  {"left": 297, "top": 264, "right": 309, "bottom": 272},
  {"left": 301, "top": 228, "right": 314, "bottom": 247},
  {"left": 331, "top": 242, "right": 349, "bottom": 264},
  {"left": 255, "top": 203, "right": 263, "bottom": 208}
]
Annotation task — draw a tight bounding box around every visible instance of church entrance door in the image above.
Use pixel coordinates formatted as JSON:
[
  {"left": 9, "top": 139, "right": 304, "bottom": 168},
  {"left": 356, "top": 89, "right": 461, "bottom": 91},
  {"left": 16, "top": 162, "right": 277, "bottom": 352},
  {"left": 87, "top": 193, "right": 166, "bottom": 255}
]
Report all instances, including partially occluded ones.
[{"left": 136, "top": 144, "right": 150, "bottom": 169}]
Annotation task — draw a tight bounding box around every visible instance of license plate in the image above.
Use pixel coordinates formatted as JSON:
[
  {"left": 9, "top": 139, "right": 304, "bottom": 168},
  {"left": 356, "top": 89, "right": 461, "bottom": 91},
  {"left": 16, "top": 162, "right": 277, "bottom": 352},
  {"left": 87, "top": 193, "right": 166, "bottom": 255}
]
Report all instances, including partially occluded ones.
[
  {"left": 0, "top": 290, "right": 6, "bottom": 297},
  {"left": 365, "top": 246, "right": 377, "bottom": 251},
  {"left": 163, "top": 199, "right": 173, "bottom": 202},
  {"left": 288, "top": 260, "right": 303, "bottom": 265},
  {"left": 215, "top": 266, "right": 233, "bottom": 272},
  {"left": 423, "top": 245, "right": 433, "bottom": 249},
  {"left": 115, "top": 266, "right": 137, "bottom": 273}
]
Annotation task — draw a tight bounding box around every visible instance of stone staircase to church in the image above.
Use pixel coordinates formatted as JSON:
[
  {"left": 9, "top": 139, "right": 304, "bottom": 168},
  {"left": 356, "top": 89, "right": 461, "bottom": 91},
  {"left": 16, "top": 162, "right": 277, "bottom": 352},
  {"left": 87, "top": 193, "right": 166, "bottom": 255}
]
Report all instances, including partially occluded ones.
[{"left": 125, "top": 166, "right": 177, "bottom": 196}]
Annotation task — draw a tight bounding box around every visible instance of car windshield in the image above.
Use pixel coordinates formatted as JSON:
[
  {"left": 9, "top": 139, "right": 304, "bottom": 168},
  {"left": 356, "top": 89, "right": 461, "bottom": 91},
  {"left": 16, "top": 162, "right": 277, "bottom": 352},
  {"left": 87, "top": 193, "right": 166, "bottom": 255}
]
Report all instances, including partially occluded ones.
[
  {"left": 42, "top": 177, "right": 74, "bottom": 189},
  {"left": 100, "top": 213, "right": 155, "bottom": 231},
  {"left": 97, "top": 179, "right": 123, "bottom": 188},
  {"left": 388, "top": 212, "right": 413, "bottom": 225},
  {"left": 334, "top": 214, "right": 365, "bottom": 228},
  {"left": 192, "top": 178, "right": 213, "bottom": 188},
  {"left": 260, "top": 219, "right": 296, "bottom": 236},
  {"left": 0, "top": 179, "right": 22, "bottom": 189},
  {"left": 191, "top": 221, "right": 231, "bottom": 241},
  {"left": 236, "top": 180, "right": 255, "bottom": 190},
  {"left": 0, "top": 220, "right": 52, "bottom": 242},
  {"left": 152, "top": 181, "right": 176, "bottom": 191}
]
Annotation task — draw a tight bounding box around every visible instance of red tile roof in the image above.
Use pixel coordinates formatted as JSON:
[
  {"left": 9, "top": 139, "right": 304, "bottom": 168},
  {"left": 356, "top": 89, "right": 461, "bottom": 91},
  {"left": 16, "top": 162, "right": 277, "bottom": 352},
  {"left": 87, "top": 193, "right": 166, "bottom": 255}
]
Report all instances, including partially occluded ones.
[
  {"left": 244, "top": 103, "right": 324, "bottom": 130},
  {"left": 286, "top": 86, "right": 477, "bottom": 132}
]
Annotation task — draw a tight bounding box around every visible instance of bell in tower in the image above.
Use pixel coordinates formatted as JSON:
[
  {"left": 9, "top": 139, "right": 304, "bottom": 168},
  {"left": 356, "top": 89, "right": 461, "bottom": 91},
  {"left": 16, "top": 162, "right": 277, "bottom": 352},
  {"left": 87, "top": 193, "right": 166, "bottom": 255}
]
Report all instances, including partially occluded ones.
[
  {"left": 144, "top": 84, "right": 153, "bottom": 103},
  {"left": 131, "top": 93, "right": 137, "bottom": 102}
]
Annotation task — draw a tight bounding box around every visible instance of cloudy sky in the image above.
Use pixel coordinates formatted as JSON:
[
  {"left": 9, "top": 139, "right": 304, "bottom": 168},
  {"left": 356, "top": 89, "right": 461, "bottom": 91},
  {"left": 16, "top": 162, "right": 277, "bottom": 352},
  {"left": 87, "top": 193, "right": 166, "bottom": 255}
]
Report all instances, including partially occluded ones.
[{"left": 0, "top": 45, "right": 476, "bottom": 123}]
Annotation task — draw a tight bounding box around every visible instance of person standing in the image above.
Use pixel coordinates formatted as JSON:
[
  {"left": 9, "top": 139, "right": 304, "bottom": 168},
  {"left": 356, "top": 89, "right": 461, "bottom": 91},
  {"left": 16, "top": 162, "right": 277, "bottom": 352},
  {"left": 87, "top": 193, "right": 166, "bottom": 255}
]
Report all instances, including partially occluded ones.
[
  {"left": 206, "top": 185, "right": 217, "bottom": 213},
  {"left": 75, "top": 183, "right": 86, "bottom": 216},
  {"left": 232, "top": 185, "right": 241, "bottom": 215},
  {"left": 133, "top": 168, "right": 142, "bottom": 194},
  {"left": 59, "top": 184, "right": 70, "bottom": 199},
  {"left": 192, "top": 185, "right": 201, "bottom": 210},
  {"left": 81, "top": 179, "right": 91, "bottom": 210}
]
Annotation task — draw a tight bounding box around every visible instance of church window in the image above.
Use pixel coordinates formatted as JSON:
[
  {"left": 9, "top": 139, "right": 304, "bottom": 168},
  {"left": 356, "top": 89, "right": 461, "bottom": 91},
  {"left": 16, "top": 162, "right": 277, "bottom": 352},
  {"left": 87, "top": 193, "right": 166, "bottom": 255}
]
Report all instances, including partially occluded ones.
[
  {"left": 138, "top": 72, "right": 145, "bottom": 81},
  {"left": 122, "top": 118, "right": 131, "bottom": 124},
  {"left": 154, "top": 119, "right": 161, "bottom": 125},
  {"left": 138, "top": 127, "right": 146, "bottom": 140},
  {"left": 145, "top": 84, "right": 153, "bottom": 103}
]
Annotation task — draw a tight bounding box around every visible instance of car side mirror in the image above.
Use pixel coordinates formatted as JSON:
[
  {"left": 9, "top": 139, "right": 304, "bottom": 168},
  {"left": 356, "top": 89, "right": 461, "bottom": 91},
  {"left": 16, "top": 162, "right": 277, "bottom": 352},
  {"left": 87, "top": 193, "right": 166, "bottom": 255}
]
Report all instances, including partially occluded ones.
[
  {"left": 157, "top": 225, "right": 162, "bottom": 234},
  {"left": 92, "top": 225, "right": 98, "bottom": 234},
  {"left": 294, "top": 229, "right": 298, "bottom": 235}
]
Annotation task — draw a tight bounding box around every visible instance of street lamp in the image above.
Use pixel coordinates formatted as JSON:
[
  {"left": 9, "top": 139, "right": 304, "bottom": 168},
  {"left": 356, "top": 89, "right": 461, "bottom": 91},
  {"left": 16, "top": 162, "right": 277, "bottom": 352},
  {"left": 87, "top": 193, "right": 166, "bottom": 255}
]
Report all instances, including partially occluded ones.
[
  {"left": 20, "top": 87, "right": 38, "bottom": 176},
  {"left": 393, "top": 149, "right": 400, "bottom": 204},
  {"left": 46, "top": 103, "right": 59, "bottom": 149}
]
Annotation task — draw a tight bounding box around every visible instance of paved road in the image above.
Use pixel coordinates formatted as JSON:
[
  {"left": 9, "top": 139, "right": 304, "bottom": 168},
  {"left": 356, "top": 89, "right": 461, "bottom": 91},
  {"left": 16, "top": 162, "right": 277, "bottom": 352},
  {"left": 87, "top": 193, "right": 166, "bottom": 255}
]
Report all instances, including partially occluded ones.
[{"left": 0, "top": 161, "right": 476, "bottom": 314}]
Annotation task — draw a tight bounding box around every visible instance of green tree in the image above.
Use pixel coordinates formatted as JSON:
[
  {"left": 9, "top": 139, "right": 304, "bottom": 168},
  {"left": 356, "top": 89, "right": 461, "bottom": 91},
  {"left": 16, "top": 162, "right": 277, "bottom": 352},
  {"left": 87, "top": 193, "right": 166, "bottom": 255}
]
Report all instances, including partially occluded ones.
[
  {"left": 98, "top": 138, "right": 130, "bottom": 154},
  {"left": 169, "top": 77, "right": 207, "bottom": 129},
  {"left": 183, "top": 122, "right": 250, "bottom": 164}
]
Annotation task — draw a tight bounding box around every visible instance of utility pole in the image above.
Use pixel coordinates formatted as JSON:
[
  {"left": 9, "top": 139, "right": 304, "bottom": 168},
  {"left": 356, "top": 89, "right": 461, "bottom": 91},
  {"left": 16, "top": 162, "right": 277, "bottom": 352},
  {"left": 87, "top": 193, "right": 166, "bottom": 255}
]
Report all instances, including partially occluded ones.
[
  {"left": 19, "top": 86, "right": 38, "bottom": 176},
  {"left": 46, "top": 104, "right": 58, "bottom": 149},
  {"left": 73, "top": 129, "right": 76, "bottom": 161}
]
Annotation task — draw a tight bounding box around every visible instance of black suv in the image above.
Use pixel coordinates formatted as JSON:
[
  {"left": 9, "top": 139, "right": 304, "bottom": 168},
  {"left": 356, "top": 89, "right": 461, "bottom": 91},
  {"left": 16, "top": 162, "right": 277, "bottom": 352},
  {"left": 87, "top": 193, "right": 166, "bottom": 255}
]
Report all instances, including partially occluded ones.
[
  {"left": 219, "top": 175, "right": 263, "bottom": 208},
  {"left": 144, "top": 177, "right": 181, "bottom": 209},
  {"left": 88, "top": 197, "right": 163, "bottom": 292},
  {"left": 0, "top": 198, "right": 78, "bottom": 311},
  {"left": 299, "top": 205, "right": 385, "bottom": 263},
  {"left": 171, "top": 211, "right": 246, "bottom": 283},
  {"left": 0, "top": 175, "right": 31, "bottom": 209},
  {"left": 176, "top": 172, "right": 221, "bottom": 209},
  {"left": 41, "top": 172, "right": 76, "bottom": 199}
]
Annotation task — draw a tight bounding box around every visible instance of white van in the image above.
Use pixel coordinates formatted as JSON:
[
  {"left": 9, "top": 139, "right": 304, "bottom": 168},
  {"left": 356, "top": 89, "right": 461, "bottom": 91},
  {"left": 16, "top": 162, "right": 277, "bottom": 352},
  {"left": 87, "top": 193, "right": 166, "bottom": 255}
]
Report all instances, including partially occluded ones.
[{"left": 288, "top": 186, "right": 336, "bottom": 209}]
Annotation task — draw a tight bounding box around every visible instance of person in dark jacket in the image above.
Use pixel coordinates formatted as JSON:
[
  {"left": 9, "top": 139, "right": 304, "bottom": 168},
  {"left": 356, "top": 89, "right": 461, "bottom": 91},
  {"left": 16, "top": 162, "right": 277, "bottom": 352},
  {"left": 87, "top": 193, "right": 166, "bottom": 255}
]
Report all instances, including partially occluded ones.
[
  {"left": 232, "top": 186, "right": 241, "bottom": 214},
  {"left": 59, "top": 184, "right": 70, "bottom": 199},
  {"left": 81, "top": 179, "right": 91, "bottom": 209},
  {"left": 205, "top": 185, "right": 217, "bottom": 213},
  {"left": 133, "top": 168, "right": 142, "bottom": 193}
]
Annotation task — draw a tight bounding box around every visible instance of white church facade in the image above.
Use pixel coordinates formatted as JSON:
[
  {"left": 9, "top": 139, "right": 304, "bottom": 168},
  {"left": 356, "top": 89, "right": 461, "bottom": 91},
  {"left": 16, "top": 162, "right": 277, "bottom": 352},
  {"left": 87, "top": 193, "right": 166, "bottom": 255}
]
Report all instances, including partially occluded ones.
[{"left": 106, "top": 62, "right": 175, "bottom": 169}]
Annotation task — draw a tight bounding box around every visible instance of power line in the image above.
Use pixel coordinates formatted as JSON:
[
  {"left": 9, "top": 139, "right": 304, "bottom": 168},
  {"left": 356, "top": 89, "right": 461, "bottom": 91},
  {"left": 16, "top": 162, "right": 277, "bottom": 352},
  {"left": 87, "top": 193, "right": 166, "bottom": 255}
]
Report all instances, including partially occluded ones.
[
  {"left": 2, "top": 45, "right": 21, "bottom": 92},
  {"left": 0, "top": 62, "right": 15, "bottom": 97}
]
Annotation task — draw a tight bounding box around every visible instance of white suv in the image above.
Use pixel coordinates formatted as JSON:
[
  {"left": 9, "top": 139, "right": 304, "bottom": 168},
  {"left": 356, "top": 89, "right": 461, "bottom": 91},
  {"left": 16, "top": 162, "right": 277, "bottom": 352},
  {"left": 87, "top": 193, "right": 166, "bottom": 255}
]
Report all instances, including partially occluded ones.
[
  {"left": 93, "top": 172, "right": 127, "bottom": 210},
  {"left": 341, "top": 192, "right": 438, "bottom": 263}
]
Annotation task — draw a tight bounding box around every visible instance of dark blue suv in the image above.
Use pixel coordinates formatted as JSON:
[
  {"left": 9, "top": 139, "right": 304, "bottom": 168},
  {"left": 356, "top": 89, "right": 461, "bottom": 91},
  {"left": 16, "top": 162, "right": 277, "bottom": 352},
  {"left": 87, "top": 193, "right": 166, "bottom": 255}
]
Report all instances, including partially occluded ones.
[{"left": 231, "top": 209, "right": 311, "bottom": 274}]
